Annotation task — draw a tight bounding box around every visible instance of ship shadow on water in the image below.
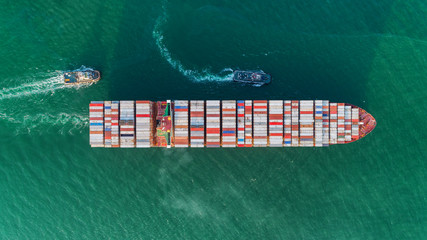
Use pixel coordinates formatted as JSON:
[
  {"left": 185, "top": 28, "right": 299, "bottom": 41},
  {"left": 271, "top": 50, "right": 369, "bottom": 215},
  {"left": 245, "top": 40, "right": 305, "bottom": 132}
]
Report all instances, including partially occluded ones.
[
  {"left": 103, "top": 0, "right": 396, "bottom": 108},
  {"left": 106, "top": 0, "right": 166, "bottom": 101}
]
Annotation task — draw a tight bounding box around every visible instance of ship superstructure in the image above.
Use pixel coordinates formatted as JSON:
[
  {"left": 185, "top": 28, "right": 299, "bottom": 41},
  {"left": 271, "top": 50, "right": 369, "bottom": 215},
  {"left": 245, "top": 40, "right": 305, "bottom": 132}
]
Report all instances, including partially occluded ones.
[{"left": 89, "top": 100, "right": 376, "bottom": 148}]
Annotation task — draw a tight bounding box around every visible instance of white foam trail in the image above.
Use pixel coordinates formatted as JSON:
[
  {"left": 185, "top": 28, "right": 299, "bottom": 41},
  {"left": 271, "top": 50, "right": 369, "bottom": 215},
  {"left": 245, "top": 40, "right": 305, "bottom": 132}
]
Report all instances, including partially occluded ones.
[
  {"left": 0, "top": 66, "right": 96, "bottom": 100},
  {"left": 22, "top": 113, "right": 88, "bottom": 127},
  {"left": 153, "top": 2, "right": 234, "bottom": 82},
  {"left": 0, "top": 74, "right": 66, "bottom": 100},
  {"left": 0, "top": 112, "right": 89, "bottom": 135}
]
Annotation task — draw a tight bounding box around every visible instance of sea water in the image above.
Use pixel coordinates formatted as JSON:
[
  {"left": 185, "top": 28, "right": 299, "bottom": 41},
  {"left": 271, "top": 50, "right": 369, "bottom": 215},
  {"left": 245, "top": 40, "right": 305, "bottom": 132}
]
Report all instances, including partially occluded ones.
[{"left": 0, "top": 0, "right": 426, "bottom": 238}]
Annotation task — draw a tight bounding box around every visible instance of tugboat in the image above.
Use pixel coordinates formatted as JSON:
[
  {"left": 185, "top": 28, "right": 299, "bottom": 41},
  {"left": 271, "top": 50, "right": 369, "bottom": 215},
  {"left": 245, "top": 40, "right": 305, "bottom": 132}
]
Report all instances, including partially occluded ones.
[
  {"left": 64, "top": 68, "right": 100, "bottom": 85},
  {"left": 233, "top": 70, "right": 271, "bottom": 87}
]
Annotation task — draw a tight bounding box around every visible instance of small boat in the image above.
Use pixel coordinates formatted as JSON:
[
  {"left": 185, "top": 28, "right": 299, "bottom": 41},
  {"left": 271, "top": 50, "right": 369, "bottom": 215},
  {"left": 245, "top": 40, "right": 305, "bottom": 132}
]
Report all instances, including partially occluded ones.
[
  {"left": 233, "top": 70, "right": 271, "bottom": 86},
  {"left": 64, "top": 69, "right": 100, "bottom": 85}
]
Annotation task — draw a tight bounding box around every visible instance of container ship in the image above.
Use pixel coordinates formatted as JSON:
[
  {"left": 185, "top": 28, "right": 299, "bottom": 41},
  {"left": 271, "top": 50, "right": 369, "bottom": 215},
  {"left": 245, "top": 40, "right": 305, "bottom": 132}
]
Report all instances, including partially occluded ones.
[{"left": 89, "top": 100, "right": 376, "bottom": 148}]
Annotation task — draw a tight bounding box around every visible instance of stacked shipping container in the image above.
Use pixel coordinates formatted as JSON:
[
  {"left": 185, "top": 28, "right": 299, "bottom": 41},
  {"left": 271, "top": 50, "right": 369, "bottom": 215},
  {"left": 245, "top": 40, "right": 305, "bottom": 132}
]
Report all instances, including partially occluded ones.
[
  {"left": 322, "top": 100, "right": 330, "bottom": 147},
  {"left": 244, "top": 100, "right": 253, "bottom": 147},
  {"left": 337, "top": 103, "right": 345, "bottom": 144},
  {"left": 351, "top": 108, "right": 360, "bottom": 141},
  {"left": 329, "top": 103, "right": 338, "bottom": 144},
  {"left": 174, "top": 100, "right": 189, "bottom": 147},
  {"left": 284, "top": 101, "right": 292, "bottom": 146},
  {"left": 291, "top": 101, "right": 299, "bottom": 147},
  {"left": 222, "top": 100, "right": 236, "bottom": 147},
  {"left": 136, "top": 101, "right": 152, "bottom": 148},
  {"left": 206, "top": 100, "right": 220, "bottom": 148},
  {"left": 111, "top": 101, "right": 120, "bottom": 147},
  {"left": 89, "top": 101, "right": 104, "bottom": 147},
  {"left": 190, "top": 100, "right": 205, "bottom": 147},
  {"left": 119, "top": 101, "right": 135, "bottom": 148},
  {"left": 104, "top": 101, "right": 112, "bottom": 148},
  {"left": 344, "top": 105, "right": 352, "bottom": 142},
  {"left": 314, "top": 100, "right": 323, "bottom": 147},
  {"left": 237, "top": 101, "right": 245, "bottom": 147},
  {"left": 300, "top": 100, "right": 314, "bottom": 147},
  {"left": 269, "top": 100, "right": 283, "bottom": 147},
  {"left": 253, "top": 100, "right": 268, "bottom": 147}
]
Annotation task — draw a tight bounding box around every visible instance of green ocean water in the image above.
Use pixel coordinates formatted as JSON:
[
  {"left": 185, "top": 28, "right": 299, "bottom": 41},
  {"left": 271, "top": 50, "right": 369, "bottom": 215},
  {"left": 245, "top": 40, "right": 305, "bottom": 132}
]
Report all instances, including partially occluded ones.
[{"left": 0, "top": 0, "right": 426, "bottom": 239}]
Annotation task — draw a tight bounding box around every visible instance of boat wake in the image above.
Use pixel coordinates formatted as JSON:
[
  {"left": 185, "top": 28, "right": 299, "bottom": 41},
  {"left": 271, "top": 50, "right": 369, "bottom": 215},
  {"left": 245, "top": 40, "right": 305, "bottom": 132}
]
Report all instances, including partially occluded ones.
[
  {"left": 0, "top": 66, "right": 95, "bottom": 135},
  {"left": 0, "top": 66, "right": 95, "bottom": 101},
  {"left": 0, "top": 112, "right": 88, "bottom": 135},
  {"left": 153, "top": 1, "right": 234, "bottom": 82},
  {"left": 0, "top": 73, "right": 65, "bottom": 100}
]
